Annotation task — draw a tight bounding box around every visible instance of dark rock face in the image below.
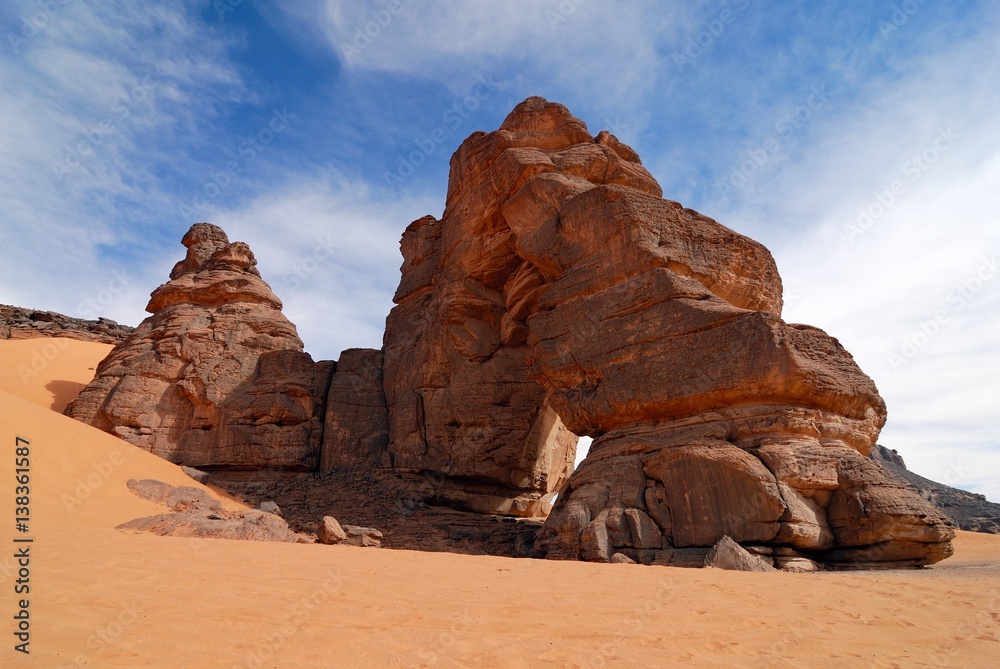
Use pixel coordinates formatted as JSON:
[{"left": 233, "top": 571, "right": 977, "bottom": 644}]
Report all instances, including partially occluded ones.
[
  {"left": 222, "top": 470, "right": 543, "bottom": 558},
  {"left": 321, "top": 348, "right": 389, "bottom": 472},
  {"left": 1, "top": 304, "right": 133, "bottom": 344},
  {"left": 871, "top": 445, "right": 1000, "bottom": 534}
]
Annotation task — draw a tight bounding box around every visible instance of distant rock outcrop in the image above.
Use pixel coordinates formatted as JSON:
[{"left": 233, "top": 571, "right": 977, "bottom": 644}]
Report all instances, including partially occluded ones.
[
  {"left": 66, "top": 223, "right": 333, "bottom": 471},
  {"left": 1, "top": 304, "right": 133, "bottom": 344},
  {"left": 871, "top": 445, "right": 1000, "bottom": 534}
]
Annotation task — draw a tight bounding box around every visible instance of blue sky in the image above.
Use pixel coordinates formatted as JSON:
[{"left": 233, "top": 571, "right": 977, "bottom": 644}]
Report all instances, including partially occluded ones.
[{"left": 1, "top": 1, "right": 998, "bottom": 500}]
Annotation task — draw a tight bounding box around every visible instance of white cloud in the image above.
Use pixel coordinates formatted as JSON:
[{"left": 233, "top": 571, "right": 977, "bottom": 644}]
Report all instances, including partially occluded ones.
[
  {"left": 723, "top": 21, "right": 1000, "bottom": 499},
  {"left": 311, "top": 0, "right": 689, "bottom": 115},
  {"left": 210, "top": 173, "right": 439, "bottom": 361},
  {"left": 0, "top": 1, "right": 243, "bottom": 325}
]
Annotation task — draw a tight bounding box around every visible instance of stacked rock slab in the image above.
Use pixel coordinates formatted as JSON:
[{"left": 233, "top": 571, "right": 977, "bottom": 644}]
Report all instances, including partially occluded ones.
[
  {"left": 386, "top": 97, "right": 954, "bottom": 566},
  {"left": 66, "top": 223, "right": 332, "bottom": 471},
  {"left": 381, "top": 110, "right": 590, "bottom": 518}
]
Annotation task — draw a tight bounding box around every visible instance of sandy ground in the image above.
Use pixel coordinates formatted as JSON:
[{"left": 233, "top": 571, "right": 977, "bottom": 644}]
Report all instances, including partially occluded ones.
[
  {"left": 0, "top": 338, "right": 114, "bottom": 413},
  {"left": 1, "top": 338, "right": 998, "bottom": 668}
]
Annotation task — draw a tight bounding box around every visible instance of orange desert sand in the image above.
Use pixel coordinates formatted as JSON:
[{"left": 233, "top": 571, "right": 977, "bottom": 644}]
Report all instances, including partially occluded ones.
[{"left": 1, "top": 337, "right": 998, "bottom": 668}]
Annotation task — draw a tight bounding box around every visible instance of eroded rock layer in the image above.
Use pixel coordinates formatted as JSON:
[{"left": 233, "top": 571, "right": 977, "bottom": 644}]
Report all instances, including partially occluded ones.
[
  {"left": 1, "top": 304, "right": 133, "bottom": 344},
  {"left": 384, "top": 97, "right": 954, "bottom": 566},
  {"left": 66, "top": 223, "right": 331, "bottom": 471},
  {"left": 871, "top": 445, "right": 1000, "bottom": 534}
]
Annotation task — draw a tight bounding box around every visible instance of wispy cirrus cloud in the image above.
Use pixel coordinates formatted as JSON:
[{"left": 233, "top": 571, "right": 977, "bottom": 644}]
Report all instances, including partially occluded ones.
[
  {"left": 299, "top": 0, "right": 692, "bottom": 125},
  {"left": 717, "top": 14, "right": 1000, "bottom": 496},
  {"left": 210, "top": 173, "right": 438, "bottom": 361},
  {"left": 0, "top": 1, "right": 244, "bottom": 323}
]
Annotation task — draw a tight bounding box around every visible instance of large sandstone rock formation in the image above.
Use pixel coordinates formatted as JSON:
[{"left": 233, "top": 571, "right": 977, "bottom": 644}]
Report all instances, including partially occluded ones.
[
  {"left": 383, "top": 97, "right": 954, "bottom": 567},
  {"left": 66, "top": 223, "right": 333, "bottom": 471},
  {"left": 67, "top": 97, "right": 956, "bottom": 569}
]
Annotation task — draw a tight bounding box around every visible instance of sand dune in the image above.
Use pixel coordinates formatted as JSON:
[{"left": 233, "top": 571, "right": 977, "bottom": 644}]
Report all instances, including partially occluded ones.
[
  {"left": 0, "top": 338, "right": 113, "bottom": 413},
  {"left": 1, "top": 338, "right": 998, "bottom": 668}
]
